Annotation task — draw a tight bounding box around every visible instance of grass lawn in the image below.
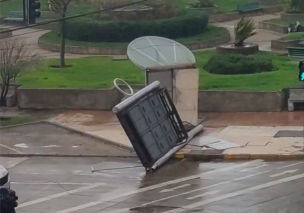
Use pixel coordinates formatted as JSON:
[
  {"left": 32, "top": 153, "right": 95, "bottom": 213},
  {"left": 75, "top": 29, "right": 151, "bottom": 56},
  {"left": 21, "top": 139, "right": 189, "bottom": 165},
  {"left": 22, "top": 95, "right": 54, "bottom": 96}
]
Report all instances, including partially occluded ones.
[
  {"left": 17, "top": 50, "right": 302, "bottom": 91},
  {"left": 281, "top": 32, "right": 304, "bottom": 40},
  {"left": 0, "top": 116, "right": 33, "bottom": 127},
  {"left": 40, "top": 26, "right": 228, "bottom": 47}
]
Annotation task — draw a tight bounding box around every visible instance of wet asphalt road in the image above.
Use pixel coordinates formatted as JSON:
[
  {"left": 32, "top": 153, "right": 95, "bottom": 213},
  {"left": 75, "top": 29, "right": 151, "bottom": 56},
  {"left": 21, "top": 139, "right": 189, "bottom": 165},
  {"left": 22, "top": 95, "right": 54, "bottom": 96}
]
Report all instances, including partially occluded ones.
[{"left": 2, "top": 157, "right": 304, "bottom": 213}]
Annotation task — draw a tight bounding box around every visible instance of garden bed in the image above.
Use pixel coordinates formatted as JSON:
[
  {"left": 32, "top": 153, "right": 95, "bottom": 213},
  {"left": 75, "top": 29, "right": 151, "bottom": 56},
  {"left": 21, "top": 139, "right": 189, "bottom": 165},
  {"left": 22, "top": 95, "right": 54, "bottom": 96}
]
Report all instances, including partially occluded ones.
[{"left": 38, "top": 26, "right": 230, "bottom": 55}]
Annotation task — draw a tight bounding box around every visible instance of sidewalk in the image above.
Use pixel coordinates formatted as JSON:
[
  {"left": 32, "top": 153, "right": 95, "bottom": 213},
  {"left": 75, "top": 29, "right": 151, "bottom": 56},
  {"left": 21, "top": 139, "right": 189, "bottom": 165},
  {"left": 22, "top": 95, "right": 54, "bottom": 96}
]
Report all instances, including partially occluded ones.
[{"left": 51, "top": 111, "right": 304, "bottom": 160}]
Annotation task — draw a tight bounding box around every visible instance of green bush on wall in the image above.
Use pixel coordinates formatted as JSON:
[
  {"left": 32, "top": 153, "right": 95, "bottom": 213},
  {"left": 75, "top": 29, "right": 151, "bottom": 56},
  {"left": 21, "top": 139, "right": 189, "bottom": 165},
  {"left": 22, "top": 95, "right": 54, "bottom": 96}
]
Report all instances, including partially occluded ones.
[
  {"left": 65, "top": 14, "right": 209, "bottom": 42},
  {"left": 204, "top": 54, "right": 276, "bottom": 75}
]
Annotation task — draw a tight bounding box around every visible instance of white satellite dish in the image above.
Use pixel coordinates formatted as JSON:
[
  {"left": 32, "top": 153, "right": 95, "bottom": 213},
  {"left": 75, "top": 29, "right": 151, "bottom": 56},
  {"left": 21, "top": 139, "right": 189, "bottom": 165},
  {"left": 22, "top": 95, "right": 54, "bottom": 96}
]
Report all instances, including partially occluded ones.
[{"left": 127, "top": 36, "right": 196, "bottom": 70}]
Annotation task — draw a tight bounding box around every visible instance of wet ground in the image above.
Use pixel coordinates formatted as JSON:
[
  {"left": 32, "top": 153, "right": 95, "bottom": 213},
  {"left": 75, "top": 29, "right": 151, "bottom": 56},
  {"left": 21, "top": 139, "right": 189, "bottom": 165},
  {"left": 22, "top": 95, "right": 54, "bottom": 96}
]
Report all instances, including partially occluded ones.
[
  {"left": 3, "top": 157, "right": 304, "bottom": 213},
  {"left": 0, "top": 122, "right": 133, "bottom": 156}
]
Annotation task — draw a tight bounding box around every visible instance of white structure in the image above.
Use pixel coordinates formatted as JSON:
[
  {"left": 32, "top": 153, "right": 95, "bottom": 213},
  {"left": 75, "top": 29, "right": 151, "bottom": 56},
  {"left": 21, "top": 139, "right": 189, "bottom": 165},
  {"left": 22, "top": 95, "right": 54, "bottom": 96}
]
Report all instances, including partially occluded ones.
[{"left": 127, "top": 36, "right": 199, "bottom": 126}]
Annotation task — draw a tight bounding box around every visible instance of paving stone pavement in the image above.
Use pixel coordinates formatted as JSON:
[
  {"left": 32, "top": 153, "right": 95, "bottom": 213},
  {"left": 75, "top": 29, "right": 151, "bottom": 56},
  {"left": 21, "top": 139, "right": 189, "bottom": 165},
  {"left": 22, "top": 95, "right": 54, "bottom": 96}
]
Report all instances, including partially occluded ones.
[{"left": 50, "top": 110, "right": 304, "bottom": 159}]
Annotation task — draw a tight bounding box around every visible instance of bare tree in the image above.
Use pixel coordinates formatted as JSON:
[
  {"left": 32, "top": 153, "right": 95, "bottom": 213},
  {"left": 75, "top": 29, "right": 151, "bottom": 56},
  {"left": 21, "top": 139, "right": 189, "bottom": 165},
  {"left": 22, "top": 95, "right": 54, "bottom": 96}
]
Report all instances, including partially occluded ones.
[
  {"left": 49, "top": 0, "right": 73, "bottom": 67},
  {"left": 0, "top": 40, "right": 40, "bottom": 106}
]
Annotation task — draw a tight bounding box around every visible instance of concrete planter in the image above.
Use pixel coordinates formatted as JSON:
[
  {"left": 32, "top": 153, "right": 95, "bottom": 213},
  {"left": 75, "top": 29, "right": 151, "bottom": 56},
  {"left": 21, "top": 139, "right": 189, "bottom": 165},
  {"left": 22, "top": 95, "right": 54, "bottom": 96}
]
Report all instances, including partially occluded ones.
[
  {"left": 17, "top": 87, "right": 286, "bottom": 112},
  {"left": 281, "top": 13, "right": 304, "bottom": 23},
  {"left": 38, "top": 32, "right": 231, "bottom": 55},
  {"left": 271, "top": 39, "right": 301, "bottom": 50},
  {"left": 258, "top": 21, "right": 288, "bottom": 34},
  {"left": 216, "top": 43, "right": 259, "bottom": 55}
]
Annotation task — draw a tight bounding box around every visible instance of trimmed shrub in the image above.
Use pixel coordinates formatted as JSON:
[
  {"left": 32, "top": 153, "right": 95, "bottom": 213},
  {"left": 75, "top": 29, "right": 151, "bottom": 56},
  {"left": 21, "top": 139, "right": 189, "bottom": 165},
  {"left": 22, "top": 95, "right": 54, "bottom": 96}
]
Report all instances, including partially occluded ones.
[
  {"left": 65, "top": 14, "right": 208, "bottom": 42},
  {"left": 204, "top": 54, "right": 276, "bottom": 75}
]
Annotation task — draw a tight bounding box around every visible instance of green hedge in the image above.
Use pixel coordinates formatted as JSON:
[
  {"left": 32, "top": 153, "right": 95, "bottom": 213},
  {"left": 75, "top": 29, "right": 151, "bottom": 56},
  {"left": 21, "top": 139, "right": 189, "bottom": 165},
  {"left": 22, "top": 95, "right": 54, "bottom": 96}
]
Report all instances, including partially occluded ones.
[
  {"left": 204, "top": 54, "right": 276, "bottom": 75},
  {"left": 65, "top": 15, "right": 209, "bottom": 42}
]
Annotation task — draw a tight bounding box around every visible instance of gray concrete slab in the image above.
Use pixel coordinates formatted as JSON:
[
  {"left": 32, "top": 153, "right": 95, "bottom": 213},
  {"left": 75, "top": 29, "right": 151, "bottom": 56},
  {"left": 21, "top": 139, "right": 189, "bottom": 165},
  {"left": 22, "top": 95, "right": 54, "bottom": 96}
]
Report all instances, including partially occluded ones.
[
  {"left": 0, "top": 122, "right": 134, "bottom": 157},
  {"left": 4, "top": 157, "right": 304, "bottom": 213}
]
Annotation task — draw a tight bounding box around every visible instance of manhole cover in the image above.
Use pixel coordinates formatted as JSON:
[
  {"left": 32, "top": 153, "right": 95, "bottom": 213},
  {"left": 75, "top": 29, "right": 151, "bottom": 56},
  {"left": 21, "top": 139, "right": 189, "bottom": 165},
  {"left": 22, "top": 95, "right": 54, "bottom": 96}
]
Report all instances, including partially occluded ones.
[{"left": 274, "top": 130, "right": 304, "bottom": 138}]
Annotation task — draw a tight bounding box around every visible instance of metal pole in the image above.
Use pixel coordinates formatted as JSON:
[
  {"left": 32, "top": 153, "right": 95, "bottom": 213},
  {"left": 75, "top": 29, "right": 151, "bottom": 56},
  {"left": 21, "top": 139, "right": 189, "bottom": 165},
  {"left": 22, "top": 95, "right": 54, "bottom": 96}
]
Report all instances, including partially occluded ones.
[{"left": 23, "top": 0, "right": 26, "bottom": 21}]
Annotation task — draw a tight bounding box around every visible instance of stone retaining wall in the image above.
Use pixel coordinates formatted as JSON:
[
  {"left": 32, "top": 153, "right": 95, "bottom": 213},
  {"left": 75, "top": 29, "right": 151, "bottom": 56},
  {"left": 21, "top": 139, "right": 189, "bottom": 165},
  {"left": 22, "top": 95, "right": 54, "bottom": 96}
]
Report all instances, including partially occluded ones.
[
  {"left": 18, "top": 87, "right": 286, "bottom": 112},
  {"left": 209, "top": 5, "right": 284, "bottom": 23},
  {"left": 38, "top": 33, "right": 231, "bottom": 55},
  {"left": 281, "top": 13, "right": 304, "bottom": 23},
  {"left": 258, "top": 21, "right": 288, "bottom": 34},
  {"left": 271, "top": 39, "right": 300, "bottom": 50}
]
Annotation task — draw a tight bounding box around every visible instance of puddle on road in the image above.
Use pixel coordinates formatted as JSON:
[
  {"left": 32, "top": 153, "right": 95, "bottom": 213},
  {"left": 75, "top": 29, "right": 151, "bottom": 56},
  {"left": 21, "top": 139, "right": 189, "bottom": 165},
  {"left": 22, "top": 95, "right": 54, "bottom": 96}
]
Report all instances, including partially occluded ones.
[{"left": 129, "top": 206, "right": 178, "bottom": 213}]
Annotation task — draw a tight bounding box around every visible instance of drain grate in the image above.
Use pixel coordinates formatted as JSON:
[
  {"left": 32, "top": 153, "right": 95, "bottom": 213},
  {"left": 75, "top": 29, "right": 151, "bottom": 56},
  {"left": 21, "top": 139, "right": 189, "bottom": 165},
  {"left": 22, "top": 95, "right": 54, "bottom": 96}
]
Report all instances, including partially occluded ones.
[{"left": 274, "top": 130, "right": 304, "bottom": 138}]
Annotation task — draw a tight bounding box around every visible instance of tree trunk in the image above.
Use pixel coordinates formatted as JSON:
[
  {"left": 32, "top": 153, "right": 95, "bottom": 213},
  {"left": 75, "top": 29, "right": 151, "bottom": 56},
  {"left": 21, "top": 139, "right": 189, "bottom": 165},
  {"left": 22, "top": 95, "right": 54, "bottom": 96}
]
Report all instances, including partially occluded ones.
[
  {"left": 60, "top": 11, "right": 66, "bottom": 68},
  {"left": 0, "top": 80, "right": 9, "bottom": 107},
  {"left": 0, "top": 85, "right": 6, "bottom": 106}
]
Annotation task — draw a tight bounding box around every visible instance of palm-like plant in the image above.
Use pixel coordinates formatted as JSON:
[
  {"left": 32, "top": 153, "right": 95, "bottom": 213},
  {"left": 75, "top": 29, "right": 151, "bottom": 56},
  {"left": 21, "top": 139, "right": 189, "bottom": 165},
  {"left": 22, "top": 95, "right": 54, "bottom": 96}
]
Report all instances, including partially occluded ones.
[
  {"left": 49, "top": 0, "right": 73, "bottom": 67},
  {"left": 234, "top": 17, "right": 257, "bottom": 47}
]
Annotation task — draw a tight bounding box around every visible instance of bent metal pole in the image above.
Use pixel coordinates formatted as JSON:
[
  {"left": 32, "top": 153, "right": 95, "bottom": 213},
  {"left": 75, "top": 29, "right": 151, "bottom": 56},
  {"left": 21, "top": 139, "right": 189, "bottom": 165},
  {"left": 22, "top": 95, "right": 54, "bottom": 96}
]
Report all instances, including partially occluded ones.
[{"left": 112, "top": 81, "right": 160, "bottom": 114}]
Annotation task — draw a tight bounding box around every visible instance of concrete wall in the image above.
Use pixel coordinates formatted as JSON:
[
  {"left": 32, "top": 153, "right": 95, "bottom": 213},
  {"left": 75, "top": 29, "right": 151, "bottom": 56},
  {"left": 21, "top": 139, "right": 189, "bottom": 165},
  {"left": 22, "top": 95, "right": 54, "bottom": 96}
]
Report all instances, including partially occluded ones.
[
  {"left": 209, "top": 12, "right": 241, "bottom": 23},
  {"left": 17, "top": 87, "right": 123, "bottom": 110},
  {"left": 209, "top": 5, "right": 284, "bottom": 23},
  {"left": 38, "top": 32, "right": 230, "bottom": 55},
  {"left": 271, "top": 39, "right": 300, "bottom": 50},
  {"left": 0, "top": 28, "right": 12, "bottom": 39},
  {"left": 18, "top": 87, "right": 286, "bottom": 112},
  {"left": 258, "top": 21, "right": 288, "bottom": 34},
  {"left": 198, "top": 90, "right": 285, "bottom": 112},
  {"left": 281, "top": 13, "right": 304, "bottom": 23}
]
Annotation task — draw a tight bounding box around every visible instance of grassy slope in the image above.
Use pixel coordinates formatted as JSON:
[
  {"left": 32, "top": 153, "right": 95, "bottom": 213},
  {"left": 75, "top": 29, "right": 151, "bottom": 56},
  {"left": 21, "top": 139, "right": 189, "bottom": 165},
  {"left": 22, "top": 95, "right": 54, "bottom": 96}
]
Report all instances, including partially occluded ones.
[
  {"left": 40, "top": 26, "right": 228, "bottom": 47},
  {"left": 17, "top": 51, "right": 302, "bottom": 91}
]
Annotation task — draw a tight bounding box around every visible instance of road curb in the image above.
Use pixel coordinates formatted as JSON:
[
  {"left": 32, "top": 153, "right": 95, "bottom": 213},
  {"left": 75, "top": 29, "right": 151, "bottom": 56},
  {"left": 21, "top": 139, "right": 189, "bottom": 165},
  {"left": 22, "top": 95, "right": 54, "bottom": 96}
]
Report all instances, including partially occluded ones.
[
  {"left": 44, "top": 121, "right": 135, "bottom": 152},
  {"left": 0, "top": 153, "right": 137, "bottom": 158},
  {"left": 174, "top": 152, "right": 304, "bottom": 161}
]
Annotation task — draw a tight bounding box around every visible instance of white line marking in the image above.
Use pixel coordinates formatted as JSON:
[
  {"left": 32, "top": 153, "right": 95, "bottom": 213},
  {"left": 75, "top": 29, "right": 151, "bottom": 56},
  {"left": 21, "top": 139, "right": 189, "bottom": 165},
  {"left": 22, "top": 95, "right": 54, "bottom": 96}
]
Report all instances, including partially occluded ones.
[
  {"left": 270, "top": 169, "right": 298, "bottom": 178},
  {"left": 53, "top": 160, "right": 263, "bottom": 213},
  {"left": 16, "top": 183, "right": 105, "bottom": 209},
  {"left": 11, "top": 182, "right": 100, "bottom": 185},
  {"left": 99, "top": 208, "right": 130, "bottom": 213},
  {"left": 240, "top": 164, "right": 267, "bottom": 172},
  {"left": 160, "top": 184, "right": 191, "bottom": 193},
  {"left": 0, "top": 143, "right": 24, "bottom": 154},
  {"left": 162, "top": 173, "right": 304, "bottom": 213},
  {"left": 277, "top": 162, "right": 304, "bottom": 170},
  {"left": 186, "top": 190, "right": 220, "bottom": 200},
  {"left": 140, "top": 170, "right": 270, "bottom": 207}
]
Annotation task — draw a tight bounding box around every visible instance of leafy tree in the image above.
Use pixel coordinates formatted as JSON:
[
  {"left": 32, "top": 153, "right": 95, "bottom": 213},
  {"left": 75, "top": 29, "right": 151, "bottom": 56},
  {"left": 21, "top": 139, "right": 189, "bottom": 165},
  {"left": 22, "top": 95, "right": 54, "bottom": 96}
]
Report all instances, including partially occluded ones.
[
  {"left": 0, "top": 40, "right": 40, "bottom": 106},
  {"left": 49, "top": 0, "right": 73, "bottom": 67},
  {"left": 234, "top": 17, "right": 257, "bottom": 47}
]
